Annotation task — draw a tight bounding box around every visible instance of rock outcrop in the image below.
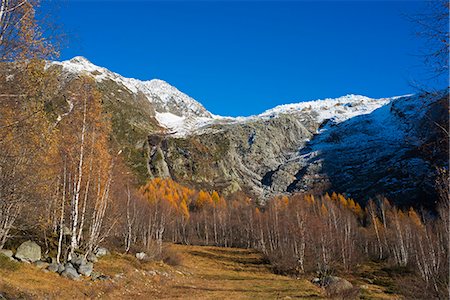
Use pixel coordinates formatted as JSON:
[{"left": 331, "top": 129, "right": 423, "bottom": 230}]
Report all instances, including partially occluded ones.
[{"left": 0, "top": 249, "right": 13, "bottom": 258}]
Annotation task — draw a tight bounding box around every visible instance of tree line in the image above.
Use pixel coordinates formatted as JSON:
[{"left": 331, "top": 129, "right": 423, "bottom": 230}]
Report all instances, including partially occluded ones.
[{"left": 117, "top": 178, "right": 448, "bottom": 298}]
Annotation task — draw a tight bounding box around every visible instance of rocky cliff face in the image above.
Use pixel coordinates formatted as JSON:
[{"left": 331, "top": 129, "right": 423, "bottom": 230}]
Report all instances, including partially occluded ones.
[
  {"left": 152, "top": 93, "right": 447, "bottom": 208},
  {"left": 154, "top": 113, "right": 318, "bottom": 197},
  {"left": 47, "top": 57, "right": 447, "bottom": 207}
]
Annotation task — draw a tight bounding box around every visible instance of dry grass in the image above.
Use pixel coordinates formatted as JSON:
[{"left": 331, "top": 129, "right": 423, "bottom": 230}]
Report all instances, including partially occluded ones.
[
  {"left": 0, "top": 254, "right": 20, "bottom": 272},
  {"left": 167, "top": 244, "right": 323, "bottom": 299},
  {"left": 0, "top": 244, "right": 406, "bottom": 299},
  {"left": 349, "top": 262, "right": 405, "bottom": 300}
]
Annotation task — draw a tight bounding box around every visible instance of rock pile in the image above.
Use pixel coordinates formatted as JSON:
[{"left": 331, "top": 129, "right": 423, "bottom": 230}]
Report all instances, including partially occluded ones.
[{"left": 0, "top": 240, "right": 109, "bottom": 281}]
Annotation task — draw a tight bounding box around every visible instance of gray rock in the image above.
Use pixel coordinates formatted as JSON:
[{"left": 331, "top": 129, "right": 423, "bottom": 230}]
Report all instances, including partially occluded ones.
[
  {"left": 323, "top": 276, "right": 353, "bottom": 294},
  {"left": 47, "top": 263, "right": 59, "bottom": 273},
  {"left": 34, "top": 261, "right": 49, "bottom": 269},
  {"left": 78, "top": 262, "right": 93, "bottom": 276},
  {"left": 70, "top": 253, "right": 86, "bottom": 267},
  {"left": 61, "top": 269, "right": 80, "bottom": 280},
  {"left": 61, "top": 263, "right": 80, "bottom": 280},
  {"left": 311, "top": 277, "right": 320, "bottom": 284},
  {"left": 95, "top": 247, "right": 109, "bottom": 257},
  {"left": 57, "top": 263, "right": 65, "bottom": 273},
  {"left": 14, "top": 240, "right": 41, "bottom": 262},
  {"left": 148, "top": 146, "right": 171, "bottom": 178},
  {"left": 86, "top": 253, "right": 98, "bottom": 263},
  {"left": 91, "top": 271, "right": 109, "bottom": 281},
  {"left": 0, "top": 249, "right": 13, "bottom": 258},
  {"left": 64, "top": 262, "right": 74, "bottom": 269},
  {"left": 135, "top": 252, "right": 147, "bottom": 260}
]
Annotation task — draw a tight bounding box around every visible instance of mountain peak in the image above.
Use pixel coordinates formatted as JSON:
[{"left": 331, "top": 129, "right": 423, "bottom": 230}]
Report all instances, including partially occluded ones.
[
  {"left": 56, "top": 56, "right": 106, "bottom": 76},
  {"left": 69, "top": 56, "right": 92, "bottom": 64},
  {"left": 53, "top": 56, "right": 212, "bottom": 120}
]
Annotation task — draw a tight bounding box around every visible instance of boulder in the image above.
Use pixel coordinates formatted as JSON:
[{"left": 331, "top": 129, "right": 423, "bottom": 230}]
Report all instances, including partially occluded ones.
[
  {"left": 95, "top": 247, "right": 109, "bottom": 257},
  {"left": 54, "top": 263, "right": 65, "bottom": 273},
  {"left": 34, "top": 261, "right": 49, "bottom": 269},
  {"left": 47, "top": 263, "right": 59, "bottom": 273},
  {"left": 86, "top": 253, "right": 98, "bottom": 263},
  {"left": 91, "top": 271, "right": 109, "bottom": 281},
  {"left": 323, "top": 276, "right": 354, "bottom": 295},
  {"left": 14, "top": 241, "right": 41, "bottom": 262},
  {"left": 61, "top": 263, "right": 80, "bottom": 280},
  {"left": 70, "top": 253, "right": 86, "bottom": 267},
  {"left": 135, "top": 252, "right": 147, "bottom": 260},
  {"left": 64, "top": 262, "right": 74, "bottom": 269},
  {"left": 311, "top": 277, "right": 320, "bottom": 284},
  {"left": 0, "top": 249, "right": 13, "bottom": 258},
  {"left": 78, "top": 261, "right": 94, "bottom": 276}
]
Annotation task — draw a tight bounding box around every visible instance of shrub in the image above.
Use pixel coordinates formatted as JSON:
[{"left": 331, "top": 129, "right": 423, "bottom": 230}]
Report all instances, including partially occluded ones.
[{"left": 161, "top": 246, "right": 183, "bottom": 266}]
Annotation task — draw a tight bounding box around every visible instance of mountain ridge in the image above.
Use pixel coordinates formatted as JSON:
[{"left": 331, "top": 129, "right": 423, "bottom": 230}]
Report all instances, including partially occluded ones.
[
  {"left": 49, "top": 56, "right": 447, "bottom": 207},
  {"left": 54, "top": 56, "right": 407, "bottom": 137}
]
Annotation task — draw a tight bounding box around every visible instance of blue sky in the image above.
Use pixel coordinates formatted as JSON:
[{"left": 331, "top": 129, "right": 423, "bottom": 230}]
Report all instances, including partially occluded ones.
[{"left": 47, "top": 1, "right": 437, "bottom": 116}]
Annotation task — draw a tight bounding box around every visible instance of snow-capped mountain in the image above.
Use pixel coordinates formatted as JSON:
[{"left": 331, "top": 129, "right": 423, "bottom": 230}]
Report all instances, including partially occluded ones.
[
  {"left": 54, "top": 56, "right": 399, "bottom": 137},
  {"left": 54, "top": 56, "right": 212, "bottom": 120},
  {"left": 50, "top": 57, "right": 447, "bottom": 208}
]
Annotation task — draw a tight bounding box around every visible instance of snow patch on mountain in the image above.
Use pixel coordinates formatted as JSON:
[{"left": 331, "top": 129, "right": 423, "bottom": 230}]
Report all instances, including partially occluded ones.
[
  {"left": 257, "top": 94, "right": 399, "bottom": 126},
  {"left": 155, "top": 112, "right": 218, "bottom": 136},
  {"left": 196, "top": 95, "right": 401, "bottom": 138},
  {"left": 53, "top": 56, "right": 211, "bottom": 119}
]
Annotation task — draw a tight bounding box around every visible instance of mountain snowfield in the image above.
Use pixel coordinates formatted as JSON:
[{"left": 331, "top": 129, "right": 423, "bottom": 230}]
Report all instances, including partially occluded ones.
[{"left": 54, "top": 56, "right": 402, "bottom": 137}]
